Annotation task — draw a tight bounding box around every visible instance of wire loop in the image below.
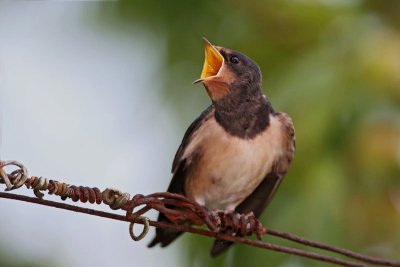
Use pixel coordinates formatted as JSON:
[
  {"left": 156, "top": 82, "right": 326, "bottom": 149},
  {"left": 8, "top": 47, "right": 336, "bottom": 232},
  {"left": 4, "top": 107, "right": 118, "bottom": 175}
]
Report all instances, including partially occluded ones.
[
  {"left": 129, "top": 216, "right": 150, "bottom": 241},
  {"left": 0, "top": 160, "right": 28, "bottom": 191}
]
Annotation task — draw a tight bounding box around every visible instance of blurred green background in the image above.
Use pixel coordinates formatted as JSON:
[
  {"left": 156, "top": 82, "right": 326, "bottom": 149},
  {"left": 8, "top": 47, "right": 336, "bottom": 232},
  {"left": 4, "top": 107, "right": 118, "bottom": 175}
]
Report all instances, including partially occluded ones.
[
  {"left": 104, "top": 1, "right": 400, "bottom": 266},
  {"left": 106, "top": 0, "right": 400, "bottom": 266},
  {"left": 1, "top": 1, "right": 400, "bottom": 266}
]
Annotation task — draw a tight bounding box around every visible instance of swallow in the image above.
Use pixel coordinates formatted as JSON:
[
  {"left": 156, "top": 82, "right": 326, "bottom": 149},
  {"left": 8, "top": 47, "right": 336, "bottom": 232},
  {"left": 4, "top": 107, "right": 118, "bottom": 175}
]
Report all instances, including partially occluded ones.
[{"left": 148, "top": 38, "right": 295, "bottom": 257}]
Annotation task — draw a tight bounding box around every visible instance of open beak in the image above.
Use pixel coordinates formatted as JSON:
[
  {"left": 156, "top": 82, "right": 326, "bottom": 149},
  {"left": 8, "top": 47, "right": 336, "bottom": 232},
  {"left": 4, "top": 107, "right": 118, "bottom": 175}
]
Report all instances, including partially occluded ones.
[{"left": 193, "top": 38, "right": 224, "bottom": 84}]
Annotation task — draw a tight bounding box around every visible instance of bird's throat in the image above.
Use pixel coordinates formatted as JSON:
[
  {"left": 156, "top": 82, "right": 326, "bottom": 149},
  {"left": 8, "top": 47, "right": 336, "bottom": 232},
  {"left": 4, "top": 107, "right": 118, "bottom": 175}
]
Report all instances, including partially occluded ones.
[
  {"left": 214, "top": 92, "right": 271, "bottom": 139},
  {"left": 203, "top": 80, "right": 231, "bottom": 101}
]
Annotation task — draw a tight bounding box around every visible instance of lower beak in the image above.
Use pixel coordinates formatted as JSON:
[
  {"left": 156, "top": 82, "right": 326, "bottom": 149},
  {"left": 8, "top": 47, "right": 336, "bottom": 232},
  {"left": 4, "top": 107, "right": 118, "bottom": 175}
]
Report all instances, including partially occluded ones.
[{"left": 193, "top": 38, "right": 224, "bottom": 84}]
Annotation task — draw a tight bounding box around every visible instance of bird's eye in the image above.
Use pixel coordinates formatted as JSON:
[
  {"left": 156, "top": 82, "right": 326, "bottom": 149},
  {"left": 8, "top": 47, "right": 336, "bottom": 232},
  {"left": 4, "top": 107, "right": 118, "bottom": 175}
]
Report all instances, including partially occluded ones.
[{"left": 230, "top": 56, "right": 239, "bottom": 64}]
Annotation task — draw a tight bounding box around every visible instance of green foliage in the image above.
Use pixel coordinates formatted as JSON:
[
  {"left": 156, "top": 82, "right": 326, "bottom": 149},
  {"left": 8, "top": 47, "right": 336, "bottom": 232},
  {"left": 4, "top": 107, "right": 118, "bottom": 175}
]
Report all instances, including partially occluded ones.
[
  {"left": 103, "top": 1, "right": 400, "bottom": 266},
  {"left": 0, "top": 246, "right": 51, "bottom": 267}
]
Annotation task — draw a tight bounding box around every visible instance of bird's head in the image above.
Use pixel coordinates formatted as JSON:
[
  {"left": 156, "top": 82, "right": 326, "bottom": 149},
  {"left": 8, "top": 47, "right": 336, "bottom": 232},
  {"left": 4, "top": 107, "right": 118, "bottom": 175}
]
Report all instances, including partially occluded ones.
[{"left": 194, "top": 38, "right": 262, "bottom": 102}]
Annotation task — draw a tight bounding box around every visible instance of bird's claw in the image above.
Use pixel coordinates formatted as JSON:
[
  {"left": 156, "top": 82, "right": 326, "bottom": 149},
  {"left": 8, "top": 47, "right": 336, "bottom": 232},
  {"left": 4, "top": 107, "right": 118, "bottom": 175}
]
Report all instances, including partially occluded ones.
[{"left": 209, "top": 210, "right": 265, "bottom": 239}]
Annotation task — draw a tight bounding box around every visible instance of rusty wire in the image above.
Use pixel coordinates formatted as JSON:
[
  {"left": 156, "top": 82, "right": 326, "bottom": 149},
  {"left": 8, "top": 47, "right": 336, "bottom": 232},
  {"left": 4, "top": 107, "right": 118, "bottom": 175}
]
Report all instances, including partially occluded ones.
[
  {"left": 1, "top": 160, "right": 400, "bottom": 267},
  {"left": 0, "top": 160, "right": 264, "bottom": 241}
]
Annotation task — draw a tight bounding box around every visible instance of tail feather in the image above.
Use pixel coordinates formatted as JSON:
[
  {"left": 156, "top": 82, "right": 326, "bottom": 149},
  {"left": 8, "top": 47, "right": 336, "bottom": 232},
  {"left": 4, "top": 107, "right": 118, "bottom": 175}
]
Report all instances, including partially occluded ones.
[
  {"left": 148, "top": 228, "right": 183, "bottom": 248},
  {"left": 210, "top": 239, "right": 234, "bottom": 257},
  {"left": 147, "top": 212, "right": 183, "bottom": 248}
]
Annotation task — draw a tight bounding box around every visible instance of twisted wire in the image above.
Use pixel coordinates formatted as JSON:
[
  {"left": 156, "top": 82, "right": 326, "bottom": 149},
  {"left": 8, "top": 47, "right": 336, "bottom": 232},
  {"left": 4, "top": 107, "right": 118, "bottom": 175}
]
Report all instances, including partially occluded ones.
[{"left": 0, "top": 160, "right": 129, "bottom": 209}]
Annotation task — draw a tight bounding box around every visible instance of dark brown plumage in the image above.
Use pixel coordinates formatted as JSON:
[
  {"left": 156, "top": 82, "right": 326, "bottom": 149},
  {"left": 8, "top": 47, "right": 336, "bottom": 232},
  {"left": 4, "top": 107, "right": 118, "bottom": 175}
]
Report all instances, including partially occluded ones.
[{"left": 148, "top": 39, "right": 295, "bottom": 257}]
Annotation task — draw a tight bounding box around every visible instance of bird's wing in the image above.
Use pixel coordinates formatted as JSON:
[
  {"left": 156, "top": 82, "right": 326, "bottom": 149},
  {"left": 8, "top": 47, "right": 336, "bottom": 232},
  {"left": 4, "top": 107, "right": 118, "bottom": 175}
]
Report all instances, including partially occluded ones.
[
  {"left": 148, "top": 105, "right": 214, "bottom": 248},
  {"left": 171, "top": 105, "right": 214, "bottom": 173},
  {"left": 210, "top": 112, "right": 295, "bottom": 257},
  {"left": 168, "top": 104, "right": 214, "bottom": 193}
]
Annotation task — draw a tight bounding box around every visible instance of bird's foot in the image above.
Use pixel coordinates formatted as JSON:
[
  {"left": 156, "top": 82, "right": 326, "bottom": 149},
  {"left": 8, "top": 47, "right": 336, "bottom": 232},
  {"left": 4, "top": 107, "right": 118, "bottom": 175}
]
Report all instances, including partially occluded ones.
[{"left": 209, "top": 210, "right": 265, "bottom": 240}]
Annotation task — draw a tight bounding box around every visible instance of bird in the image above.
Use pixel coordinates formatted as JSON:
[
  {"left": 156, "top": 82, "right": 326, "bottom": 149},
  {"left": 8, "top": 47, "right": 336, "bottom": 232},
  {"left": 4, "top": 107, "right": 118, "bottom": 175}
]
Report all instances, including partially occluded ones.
[{"left": 148, "top": 38, "right": 295, "bottom": 257}]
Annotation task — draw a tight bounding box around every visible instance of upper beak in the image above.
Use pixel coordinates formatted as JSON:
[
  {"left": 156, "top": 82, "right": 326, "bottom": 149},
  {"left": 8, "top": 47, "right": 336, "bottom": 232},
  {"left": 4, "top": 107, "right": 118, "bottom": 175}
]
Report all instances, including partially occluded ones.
[{"left": 193, "top": 38, "right": 224, "bottom": 84}]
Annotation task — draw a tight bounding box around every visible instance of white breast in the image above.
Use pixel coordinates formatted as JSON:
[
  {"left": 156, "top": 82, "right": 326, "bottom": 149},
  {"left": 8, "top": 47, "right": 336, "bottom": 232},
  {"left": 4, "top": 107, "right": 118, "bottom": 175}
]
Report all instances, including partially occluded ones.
[{"left": 183, "top": 114, "right": 286, "bottom": 210}]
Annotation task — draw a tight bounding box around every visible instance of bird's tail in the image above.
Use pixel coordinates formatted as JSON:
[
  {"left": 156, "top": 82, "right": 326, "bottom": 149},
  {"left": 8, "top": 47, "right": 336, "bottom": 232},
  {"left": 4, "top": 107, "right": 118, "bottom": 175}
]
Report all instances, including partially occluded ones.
[
  {"left": 147, "top": 212, "right": 183, "bottom": 248},
  {"left": 210, "top": 238, "right": 234, "bottom": 257},
  {"left": 148, "top": 228, "right": 182, "bottom": 248}
]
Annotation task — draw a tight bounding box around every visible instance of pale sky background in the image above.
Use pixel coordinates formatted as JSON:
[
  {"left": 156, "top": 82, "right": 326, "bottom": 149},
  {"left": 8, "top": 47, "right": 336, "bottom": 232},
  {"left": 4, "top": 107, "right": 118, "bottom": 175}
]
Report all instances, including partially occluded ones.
[{"left": 0, "top": 2, "right": 189, "bottom": 267}]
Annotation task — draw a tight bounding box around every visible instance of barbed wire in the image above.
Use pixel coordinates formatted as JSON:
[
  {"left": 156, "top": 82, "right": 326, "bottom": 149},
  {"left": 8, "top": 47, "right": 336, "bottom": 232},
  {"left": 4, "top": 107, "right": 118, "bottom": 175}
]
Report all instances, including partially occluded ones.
[{"left": 0, "top": 160, "right": 399, "bottom": 267}]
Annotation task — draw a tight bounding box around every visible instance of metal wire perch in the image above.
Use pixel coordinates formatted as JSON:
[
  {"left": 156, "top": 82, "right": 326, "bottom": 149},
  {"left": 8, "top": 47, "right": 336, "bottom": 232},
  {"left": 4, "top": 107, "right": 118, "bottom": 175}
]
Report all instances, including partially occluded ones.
[{"left": 1, "top": 160, "right": 400, "bottom": 267}]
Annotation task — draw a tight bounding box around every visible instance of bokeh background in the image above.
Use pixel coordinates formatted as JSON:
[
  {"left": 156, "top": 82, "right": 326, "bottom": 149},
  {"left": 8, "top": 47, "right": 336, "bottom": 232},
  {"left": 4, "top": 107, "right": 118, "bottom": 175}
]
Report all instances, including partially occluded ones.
[{"left": 0, "top": 1, "right": 399, "bottom": 267}]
